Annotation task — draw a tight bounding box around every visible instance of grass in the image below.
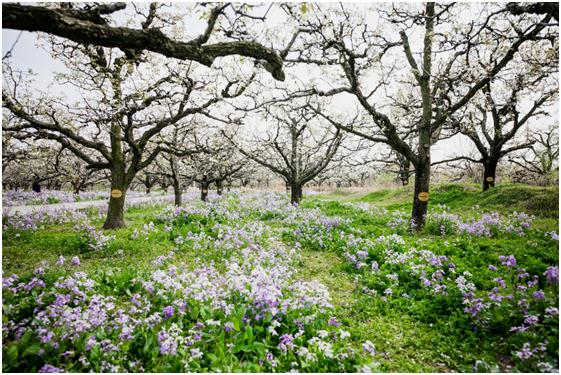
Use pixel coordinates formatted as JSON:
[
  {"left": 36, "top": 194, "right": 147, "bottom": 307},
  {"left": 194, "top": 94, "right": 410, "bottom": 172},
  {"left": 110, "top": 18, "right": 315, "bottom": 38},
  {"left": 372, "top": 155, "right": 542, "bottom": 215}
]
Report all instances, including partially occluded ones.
[
  {"left": 301, "top": 182, "right": 558, "bottom": 371},
  {"left": 350, "top": 183, "right": 559, "bottom": 218},
  {"left": 2, "top": 182, "right": 559, "bottom": 372}
]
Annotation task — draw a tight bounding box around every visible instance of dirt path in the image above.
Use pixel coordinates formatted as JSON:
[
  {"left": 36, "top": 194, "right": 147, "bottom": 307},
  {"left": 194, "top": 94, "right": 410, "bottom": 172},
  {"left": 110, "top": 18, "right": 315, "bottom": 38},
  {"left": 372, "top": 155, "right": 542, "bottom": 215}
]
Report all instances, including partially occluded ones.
[{"left": 3, "top": 194, "right": 176, "bottom": 215}]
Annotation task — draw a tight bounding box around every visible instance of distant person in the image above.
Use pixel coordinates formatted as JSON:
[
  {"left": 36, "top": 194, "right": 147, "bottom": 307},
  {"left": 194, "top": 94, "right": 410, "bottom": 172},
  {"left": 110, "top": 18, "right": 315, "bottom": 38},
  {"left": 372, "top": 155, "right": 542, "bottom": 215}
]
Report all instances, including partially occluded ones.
[{"left": 32, "top": 177, "right": 41, "bottom": 193}]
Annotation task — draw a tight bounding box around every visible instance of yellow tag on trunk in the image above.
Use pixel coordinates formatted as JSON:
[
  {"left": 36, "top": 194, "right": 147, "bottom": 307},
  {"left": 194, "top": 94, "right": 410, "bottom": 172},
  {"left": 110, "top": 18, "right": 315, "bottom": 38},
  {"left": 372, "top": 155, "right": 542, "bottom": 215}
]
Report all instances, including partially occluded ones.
[
  {"left": 418, "top": 192, "right": 429, "bottom": 202},
  {"left": 111, "top": 189, "right": 123, "bottom": 198},
  {"left": 486, "top": 177, "right": 494, "bottom": 182}
]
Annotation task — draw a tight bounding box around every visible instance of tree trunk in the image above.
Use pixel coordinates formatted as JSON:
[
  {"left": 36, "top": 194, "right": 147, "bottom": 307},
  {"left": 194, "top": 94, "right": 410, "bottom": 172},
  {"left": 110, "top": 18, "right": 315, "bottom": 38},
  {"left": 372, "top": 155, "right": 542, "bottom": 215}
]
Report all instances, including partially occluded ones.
[
  {"left": 290, "top": 183, "right": 302, "bottom": 204},
  {"left": 103, "top": 166, "right": 127, "bottom": 230},
  {"left": 411, "top": 162, "right": 430, "bottom": 230},
  {"left": 408, "top": 2, "right": 434, "bottom": 231},
  {"left": 200, "top": 181, "right": 209, "bottom": 202},
  {"left": 145, "top": 176, "right": 156, "bottom": 194},
  {"left": 482, "top": 160, "right": 497, "bottom": 191},
  {"left": 400, "top": 158, "right": 411, "bottom": 186},
  {"left": 173, "top": 179, "right": 182, "bottom": 206},
  {"left": 216, "top": 179, "right": 223, "bottom": 195},
  {"left": 72, "top": 178, "right": 82, "bottom": 194}
]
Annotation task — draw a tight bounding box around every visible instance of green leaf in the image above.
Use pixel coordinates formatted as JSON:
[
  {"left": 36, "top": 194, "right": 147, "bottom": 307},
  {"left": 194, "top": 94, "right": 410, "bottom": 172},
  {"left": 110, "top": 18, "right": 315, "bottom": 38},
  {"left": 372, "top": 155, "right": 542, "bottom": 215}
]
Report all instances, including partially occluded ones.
[
  {"left": 19, "top": 330, "right": 33, "bottom": 346},
  {"left": 300, "top": 3, "right": 308, "bottom": 14},
  {"left": 244, "top": 326, "right": 254, "bottom": 343},
  {"left": 7, "top": 345, "right": 18, "bottom": 366},
  {"left": 207, "top": 353, "right": 218, "bottom": 363},
  {"left": 143, "top": 334, "right": 154, "bottom": 354},
  {"left": 22, "top": 343, "right": 42, "bottom": 357}
]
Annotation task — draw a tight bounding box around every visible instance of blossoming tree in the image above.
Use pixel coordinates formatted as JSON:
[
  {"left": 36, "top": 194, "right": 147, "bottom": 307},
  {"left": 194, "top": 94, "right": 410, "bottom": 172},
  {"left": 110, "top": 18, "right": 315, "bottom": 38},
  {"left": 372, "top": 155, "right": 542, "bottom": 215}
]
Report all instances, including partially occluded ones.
[{"left": 2, "top": 3, "right": 287, "bottom": 229}]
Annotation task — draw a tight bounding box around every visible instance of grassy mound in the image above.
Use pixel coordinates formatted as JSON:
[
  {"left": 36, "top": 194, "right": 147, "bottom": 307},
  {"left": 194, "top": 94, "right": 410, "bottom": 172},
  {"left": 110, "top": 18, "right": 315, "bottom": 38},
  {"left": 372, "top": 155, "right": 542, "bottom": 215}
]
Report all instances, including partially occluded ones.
[{"left": 355, "top": 183, "right": 558, "bottom": 217}]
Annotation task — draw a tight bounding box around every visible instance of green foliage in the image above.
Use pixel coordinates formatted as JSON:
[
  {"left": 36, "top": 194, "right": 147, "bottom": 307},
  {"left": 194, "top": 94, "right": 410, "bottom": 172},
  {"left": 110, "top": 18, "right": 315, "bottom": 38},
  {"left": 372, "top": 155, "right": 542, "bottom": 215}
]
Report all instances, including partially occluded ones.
[
  {"left": 355, "top": 183, "right": 559, "bottom": 218},
  {"left": 2, "top": 184, "right": 558, "bottom": 372}
]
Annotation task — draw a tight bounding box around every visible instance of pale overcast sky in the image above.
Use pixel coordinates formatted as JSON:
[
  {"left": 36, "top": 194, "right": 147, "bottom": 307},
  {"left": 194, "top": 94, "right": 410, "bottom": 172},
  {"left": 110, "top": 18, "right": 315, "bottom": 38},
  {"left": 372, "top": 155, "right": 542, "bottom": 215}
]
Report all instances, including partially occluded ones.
[{"left": 2, "top": 3, "right": 557, "bottom": 165}]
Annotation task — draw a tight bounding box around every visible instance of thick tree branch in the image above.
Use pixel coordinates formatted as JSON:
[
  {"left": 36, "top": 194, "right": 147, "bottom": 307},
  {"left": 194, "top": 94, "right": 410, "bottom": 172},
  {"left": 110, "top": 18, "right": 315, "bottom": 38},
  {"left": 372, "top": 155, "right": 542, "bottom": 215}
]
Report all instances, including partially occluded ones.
[{"left": 2, "top": 3, "right": 286, "bottom": 81}]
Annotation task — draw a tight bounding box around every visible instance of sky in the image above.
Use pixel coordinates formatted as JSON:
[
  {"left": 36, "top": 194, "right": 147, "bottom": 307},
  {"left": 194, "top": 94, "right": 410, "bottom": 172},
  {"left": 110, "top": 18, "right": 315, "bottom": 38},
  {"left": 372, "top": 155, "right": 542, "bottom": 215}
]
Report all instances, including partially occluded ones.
[{"left": 2, "top": 3, "right": 557, "bottom": 167}]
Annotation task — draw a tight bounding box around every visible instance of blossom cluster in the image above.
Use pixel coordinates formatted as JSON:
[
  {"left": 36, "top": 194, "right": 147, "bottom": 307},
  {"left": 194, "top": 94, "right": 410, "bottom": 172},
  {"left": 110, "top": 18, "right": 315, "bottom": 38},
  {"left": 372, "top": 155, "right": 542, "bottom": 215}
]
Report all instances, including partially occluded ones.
[
  {"left": 425, "top": 208, "right": 534, "bottom": 237},
  {"left": 2, "top": 189, "right": 166, "bottom": 207},
  {"left": 3, "top": 207, "right": 92, "bottom": 231},
  {"left": 74, "top": 221, "right": 116, "bottom": 252},
  {"left": 463, "top": 256, "right": 558, "bottom": 372},
  {"left": 2, "top": 192, "right": 377, "bottom": 372}
]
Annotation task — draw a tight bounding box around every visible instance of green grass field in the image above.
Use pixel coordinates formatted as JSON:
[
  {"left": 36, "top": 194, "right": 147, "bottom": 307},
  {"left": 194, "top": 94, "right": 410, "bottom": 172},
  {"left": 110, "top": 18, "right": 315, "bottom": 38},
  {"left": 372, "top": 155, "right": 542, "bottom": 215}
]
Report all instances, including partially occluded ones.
[{"left": 2, "top": 183, "right": 559, "bottom": 372}]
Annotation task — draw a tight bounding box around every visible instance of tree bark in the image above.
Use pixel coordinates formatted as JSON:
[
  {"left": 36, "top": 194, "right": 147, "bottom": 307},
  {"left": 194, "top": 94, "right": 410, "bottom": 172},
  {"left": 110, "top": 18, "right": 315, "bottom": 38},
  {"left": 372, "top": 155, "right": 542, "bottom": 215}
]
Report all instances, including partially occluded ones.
[
  {"left": 407, "top": 3, "right": 434, "bottom": 231},
  {"left": 482, "top": 159, "right": 498, "bottom": 191},
  {"left": 103, "top": 121, "right": 127, "bottom": 230},
  {"left": 72, "top": 178, "right": 84, "bottom": 194},
  {"left": 200, "top": 181, "right": 209, "bottom": 202},
  {"left": 173, "top": 179, "right": 182, "bottom": 206},
  {"left": 290, "top": 183, "right": 302, "bottom": 204},
  {"left": 411, "top": 162, "right": 430, "bottom": 230},
  {"left": 399, "top": 157, "right": 411, "bottom": 186},
  {"left": 216, "top": 179, "right": 223, "bottom": 195},
  {"left": 2, "top": 3, "right": 286, "bottom": 82},
  {"left": 103, "top": 166, "right": 127, "bottom": 229}
]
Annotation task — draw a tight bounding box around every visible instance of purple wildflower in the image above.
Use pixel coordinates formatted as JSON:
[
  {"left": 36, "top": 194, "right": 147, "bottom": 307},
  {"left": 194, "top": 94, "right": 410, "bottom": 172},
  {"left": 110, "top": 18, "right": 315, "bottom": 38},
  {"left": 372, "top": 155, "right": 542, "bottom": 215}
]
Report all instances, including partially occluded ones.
[
  {"left": 39, "top": 364, "right": 63, "bottom": 373},
  {"left": 532, "top": 291, "right": 545, "bottom": 299},
  {"left": 545, "top": 307, "right": 559, "bottom": 317},
  {"left": 494, "top": 277, "right": 506, "bottom": 289},
  {"left": 2, "top": 274, "right": 18, "bottom": 289},
  {"left": 131, "top": 294, "right": 142, "bottom": 308},
  {"left": 527, "top": 275, "right": 539, "bottom": 288},
  {"left": 278, "top": 334, "right": 294, "bottom": 352},
  {"left": 501, "top": 255, "right": 516, "bottom": 268},
  {"left": 162, "top": 306, "right": 174, "bottom": 320},
  {"left": 544, "top": 266, "right": 559, "bottom": 285},
  {"left": 157, "top": 328, "right": 178, "bottom": 355},
  {"left": 328, "top": 317, "right": 340, "bottom": 327},
  {"left": 362, "top": 340, "right": 376, "bottom": 355},
  {"left": 356, "top": 250, "right": 369, "bottom": 259},
  {"left": 523, "top": 315, "right": 539, "bottom": 326},
  {"left": 488, "top": 291, "right": 504, "bottom": 302},
  {"left": 515, "top": 343, "right": 533, "bottom": 360},
  {"left": 464, "top": 298, "right": 486, "bottom": 316},
  {"left": 224, "top": 322, "right": 234, "bottom": 332},
  {"left": 71, "top": 256, "right": 80, "bottom": 266},
  {"left": 517, "top": 268, "right": 530, "bottom": 280}
]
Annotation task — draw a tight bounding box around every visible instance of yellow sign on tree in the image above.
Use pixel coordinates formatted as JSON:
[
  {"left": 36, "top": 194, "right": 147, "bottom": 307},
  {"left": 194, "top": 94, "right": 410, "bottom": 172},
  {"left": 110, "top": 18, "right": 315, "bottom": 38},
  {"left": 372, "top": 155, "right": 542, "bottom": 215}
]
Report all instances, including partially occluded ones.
[{"left": 418, "top": 192, "right": 429, "bottom": 202}]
